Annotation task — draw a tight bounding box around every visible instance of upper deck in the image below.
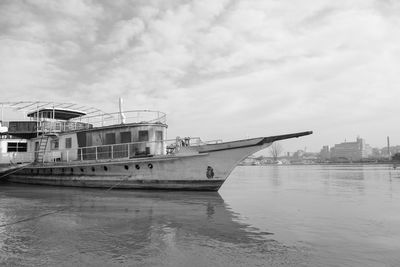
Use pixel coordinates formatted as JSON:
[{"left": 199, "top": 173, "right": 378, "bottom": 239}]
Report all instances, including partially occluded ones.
[{"left": 0, "top": 101, "right": 166, "bottom": 138}]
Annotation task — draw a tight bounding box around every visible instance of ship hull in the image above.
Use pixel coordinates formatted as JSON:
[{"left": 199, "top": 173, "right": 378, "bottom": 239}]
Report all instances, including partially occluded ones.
[
  {"left": 7, "top": 176, "right": 225, "bottom": 191},
  {"left": 5, "top": 131, "right": 312, "bottom": 191},
  {"left": 7, "top": 141, "right": 270, "bottom": 191}
]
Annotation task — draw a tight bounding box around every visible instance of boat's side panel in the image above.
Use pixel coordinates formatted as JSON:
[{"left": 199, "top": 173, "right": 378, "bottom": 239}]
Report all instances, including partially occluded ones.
[
  {"left": 201, "top": 141, "right": 273, "bottom": 180},
  {"left": 7, "top": 176, "right": 224, "bottom": 191},
  {"left": 8, "top": 154, "right": 225, "bottom": 190},
  {"left": 7, "top": 140, "right": 273, "bottom": 191}
]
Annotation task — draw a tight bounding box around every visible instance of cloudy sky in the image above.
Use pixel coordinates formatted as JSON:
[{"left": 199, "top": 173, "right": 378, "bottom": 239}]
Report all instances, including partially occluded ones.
[{"left": 1, "top": 0, "right": 399, "bottom": 152}]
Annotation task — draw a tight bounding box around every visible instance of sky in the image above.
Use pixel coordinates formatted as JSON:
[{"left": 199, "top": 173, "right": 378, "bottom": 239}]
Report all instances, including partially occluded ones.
[{"left": 1, "top": 0, "right": 399, "bottom": 153}]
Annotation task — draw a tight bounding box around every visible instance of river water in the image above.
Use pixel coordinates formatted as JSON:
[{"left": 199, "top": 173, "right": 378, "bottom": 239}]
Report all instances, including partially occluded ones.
[{"left": 1, "top": 165, "right": 399, "bottom": 266}]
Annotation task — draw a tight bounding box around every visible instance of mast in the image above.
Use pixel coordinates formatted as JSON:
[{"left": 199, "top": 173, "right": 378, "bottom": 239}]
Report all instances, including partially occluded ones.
[{"left": 119, "top": 97, "right": 126, "bottom": 124}]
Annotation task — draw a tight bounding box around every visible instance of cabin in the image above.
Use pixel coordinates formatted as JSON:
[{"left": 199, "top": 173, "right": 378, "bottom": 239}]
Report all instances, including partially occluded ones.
[
  {"left": 0, "top": 119, "right": 31, "bottom": 165},
  {"left": 0, "top": 135, "right": 32, "bottom": 165},
  {"left": 0, "top": 102, "right": 170, "bottom": 164},
  {"left": 15, "top": 108, "right": 169, "bottom": 163}
]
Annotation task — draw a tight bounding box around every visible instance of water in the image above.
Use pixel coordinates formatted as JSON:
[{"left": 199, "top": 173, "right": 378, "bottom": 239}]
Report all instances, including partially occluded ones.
[{"left": 1, "top": 165, "right": 400, "bottom": 266}]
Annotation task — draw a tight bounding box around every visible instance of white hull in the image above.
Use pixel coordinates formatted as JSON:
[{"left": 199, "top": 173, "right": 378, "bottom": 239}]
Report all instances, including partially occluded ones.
[{"left": 5, "top": 132, "right": 312, "bottom": 191}]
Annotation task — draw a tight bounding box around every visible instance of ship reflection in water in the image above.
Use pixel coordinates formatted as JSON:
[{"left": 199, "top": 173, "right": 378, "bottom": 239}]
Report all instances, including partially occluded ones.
[{"left": 0, "top": 184, "right": 305, "bottom": 266}]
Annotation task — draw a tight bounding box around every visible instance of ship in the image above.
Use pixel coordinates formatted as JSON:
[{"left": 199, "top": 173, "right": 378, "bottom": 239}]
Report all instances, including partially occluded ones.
[{"left": 0, "top": 101, "right": 312, "bottom": 191}]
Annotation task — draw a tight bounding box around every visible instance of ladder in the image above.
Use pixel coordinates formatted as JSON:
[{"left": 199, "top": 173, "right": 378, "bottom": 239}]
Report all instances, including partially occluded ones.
[{"left": 36, "top": 135, "right": 49, "bottom": 163}]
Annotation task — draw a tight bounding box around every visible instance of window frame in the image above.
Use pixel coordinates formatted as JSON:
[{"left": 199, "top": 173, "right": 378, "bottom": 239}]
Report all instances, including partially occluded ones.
[
  {"left": 105, "top": 133, "right": 116, "bottom": 145},
  {"left": 65, "top": 137, "right": 72, "bottom": 149},
  {"left": 51, "top": 139, "right": 59, "bottom": 150},
  {"left": 120, "top": 131, "right": 131, "bottom": 144},
  {"left": 138, "top": 130, "right": 149, "bottom": 142},
  {"left": 7, "top": 142, "right": 28, "bottom": 152}
]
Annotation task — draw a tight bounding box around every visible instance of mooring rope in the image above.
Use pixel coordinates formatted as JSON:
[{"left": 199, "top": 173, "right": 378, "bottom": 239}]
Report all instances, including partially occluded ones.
[
  {"left": 0, "top": 163, "right": 33, "bottom": 180},
  {"left": 0, "top": 208, "right": 68, "bottom": 228},
  {"left": 105, "top": 175, "right": 131, "bottom": 192}
]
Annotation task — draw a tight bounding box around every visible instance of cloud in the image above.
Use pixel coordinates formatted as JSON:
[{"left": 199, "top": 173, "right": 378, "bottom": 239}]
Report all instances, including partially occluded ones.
[
  {"left": 0, "top": 0, "right": 399, "bottom": 150},
  {"left": 95, "top": 18, "right": 145, "bottom": 53},
  {"left": 25, "top": 0, "right": 104, "bottom": 19},
  {"left": 0, "top": 38, "right": 69, "bottom": 98}
]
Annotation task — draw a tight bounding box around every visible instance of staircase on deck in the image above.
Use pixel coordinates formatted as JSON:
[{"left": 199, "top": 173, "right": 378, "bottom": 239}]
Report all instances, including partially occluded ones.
[{"left": 36, "top": 135, "right": 49, "bottom": 163}]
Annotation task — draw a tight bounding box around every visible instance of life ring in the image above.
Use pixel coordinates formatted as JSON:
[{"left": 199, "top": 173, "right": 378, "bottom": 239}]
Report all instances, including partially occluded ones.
[{"left": 148, "top": 163, "right": 153, "bottom": 169}]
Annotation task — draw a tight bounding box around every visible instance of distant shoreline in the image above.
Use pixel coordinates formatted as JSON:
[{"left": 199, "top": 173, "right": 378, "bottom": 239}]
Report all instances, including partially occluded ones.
[{"left": 240, "top": 162, "right": 399, "bottom": 166}]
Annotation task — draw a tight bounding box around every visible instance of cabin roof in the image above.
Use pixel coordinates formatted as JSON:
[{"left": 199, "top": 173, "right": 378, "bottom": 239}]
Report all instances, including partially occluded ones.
[{"left": 27, "top": 108, "right": 86, "bottom": 120}]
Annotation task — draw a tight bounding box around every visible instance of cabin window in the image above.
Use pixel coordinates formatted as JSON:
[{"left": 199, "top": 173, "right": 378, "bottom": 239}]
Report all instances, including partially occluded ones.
[
  {"left": 19, "top": 143, "right": 28, "bottom": 152},
  {"left": 138, "top": 131, "right": 149, "bottom": 142},
  {"left": 156, "top": 131, "right": 163, "bottom": 141},
  {"left": 42, "top": 111, "right": 52, "bottom": 119},
  {"left": 65, "top": 137, "right": 72, "bottom": 149},
  {"left": 120, "top": 131, "right": 131, "bottom": 143},
  {"left": 105, "top": 133, "right": 116, "bottom": 145},
  {"left": 7, "top": 142, "right": 27, "bottom": 152},
  {"left": 51, "top": 139, "right": 59, "bottom": 150}
]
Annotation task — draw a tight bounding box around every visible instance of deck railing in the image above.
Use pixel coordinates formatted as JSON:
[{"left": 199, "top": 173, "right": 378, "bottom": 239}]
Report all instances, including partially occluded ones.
[
  {"left": 4, "top": 110, "right": 167, "bottom": 135},
  {"left": 32, "top": 137, "right": 209, "bottom": 163},
  {"left": 38, "top": 120, "right": 91, "bottom": 133},
  {"left": 8, "top": 136, "right": 222, "bottom": 164},
  {"left": 70, "top": 110, "right": 166, "bottom": 127},
  {"left": 75, "top": 137, "right": 204, "bottom": 161}
]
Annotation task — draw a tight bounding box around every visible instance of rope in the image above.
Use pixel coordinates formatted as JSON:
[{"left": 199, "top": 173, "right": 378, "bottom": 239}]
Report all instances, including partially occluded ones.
[
  {"left": 0, "top": 207, "right": 68, "bottom": 228},
  {"left": 0, "top": 163, "right": 33, "bottom": 180},
  {"left": 105, "top": 175, "right": 131, "bottom": 192}
]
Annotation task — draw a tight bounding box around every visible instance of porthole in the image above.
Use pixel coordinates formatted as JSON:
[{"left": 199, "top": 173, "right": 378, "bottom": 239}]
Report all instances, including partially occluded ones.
[
  {"left": 80, "top": 168, "right": 84, "bottom": 172},
  {"left": 124, "top": 165, "right": 129, "bottom": 170},
  {"left": 104, "top": 166, "right": 108, "bottom": 171},
  {"left": 71, "top": 168, "right": 74, "bottom": 173},
  {"left": 148, "top": 163, "right": 153, "bottom": 169},
  {"left": 135, "top": 164, "right": 140, "bottom": 170},
  {"left": 62, "top": 168, "right": 65, "bottom": 173},
  {"left": 92, "top": 167, "right": 95, "bottom": 172}
]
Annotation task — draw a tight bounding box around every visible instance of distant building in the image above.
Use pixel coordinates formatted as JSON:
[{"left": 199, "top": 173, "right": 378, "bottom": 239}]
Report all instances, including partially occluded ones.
[
  {"left": 371, "top": 148, "right": 382, "bottom": 158},
  {"left": 320, "top": 146, "right": 330, "bottom": 160},
  {"left": 380, "top": 145, "right": 400, "bottom": 158},
  {"left": 292, "top": 150, "right": 304, "bottom": 159},
  {"left": 330, "top": 137, "right": 372, "bottom": 161}
]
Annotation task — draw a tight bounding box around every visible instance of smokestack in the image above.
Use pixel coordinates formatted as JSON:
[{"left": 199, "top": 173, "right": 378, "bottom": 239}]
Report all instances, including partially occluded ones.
[{"left": 387, "top": 136, "right": 391, "bottom": 159}]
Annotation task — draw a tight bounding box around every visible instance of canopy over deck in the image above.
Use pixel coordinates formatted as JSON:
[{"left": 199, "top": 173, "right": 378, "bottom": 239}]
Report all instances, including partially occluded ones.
[
  {"left": 0, "top": 101, "right": 109, "bottom": 120},
  {"left": 27, "top": 108, "right": 86, "bottom": 120}
]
